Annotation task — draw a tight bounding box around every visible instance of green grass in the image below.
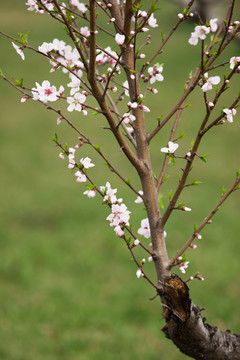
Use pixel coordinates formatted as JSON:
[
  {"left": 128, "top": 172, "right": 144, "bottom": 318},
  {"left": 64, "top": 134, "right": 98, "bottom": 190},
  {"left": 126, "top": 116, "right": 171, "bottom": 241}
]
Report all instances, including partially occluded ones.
[{"left": 0, "top": 1, "right": 240, "bottom": 359}]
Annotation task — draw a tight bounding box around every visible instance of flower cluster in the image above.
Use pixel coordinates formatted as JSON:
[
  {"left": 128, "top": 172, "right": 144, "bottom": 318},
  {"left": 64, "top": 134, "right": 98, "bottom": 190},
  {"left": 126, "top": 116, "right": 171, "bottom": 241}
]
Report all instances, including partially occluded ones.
[
  {"left": 103, "top": 182, "right": 131, "bottom": 238},
  {"left": 147, "top": 64, "right": 164, "bottom": 84},
  {"left": 188, "top": 19, "right": 218, "bottom": 46},
  {"left": 32, "top": 80, "right": 64, "bottom": 103}
]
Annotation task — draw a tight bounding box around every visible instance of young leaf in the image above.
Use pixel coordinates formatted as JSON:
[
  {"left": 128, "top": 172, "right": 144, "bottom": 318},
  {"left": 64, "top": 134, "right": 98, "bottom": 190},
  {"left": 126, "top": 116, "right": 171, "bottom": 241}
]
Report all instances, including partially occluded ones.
[{"left": 53, "top": 133, "right": 58, "bottom": 143}]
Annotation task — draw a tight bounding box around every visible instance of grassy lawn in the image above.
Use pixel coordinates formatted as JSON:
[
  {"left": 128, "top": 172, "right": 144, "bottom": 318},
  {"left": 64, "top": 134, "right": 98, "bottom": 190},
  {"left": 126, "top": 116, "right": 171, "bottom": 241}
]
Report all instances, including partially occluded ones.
[{"left": 0, "top": 1, "right": 240, "bottom": 359}]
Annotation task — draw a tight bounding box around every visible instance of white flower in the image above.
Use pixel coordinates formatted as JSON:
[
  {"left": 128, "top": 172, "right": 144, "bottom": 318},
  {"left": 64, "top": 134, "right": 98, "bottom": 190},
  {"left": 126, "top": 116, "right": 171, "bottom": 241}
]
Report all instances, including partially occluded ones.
[
  {"left": 201, "top": 73, "right": 220, "bottom": 92},
  {"left": 25, "top": 0, "right": 39, "bottom": 12},
  {"left": 106, "top": 203, "right": 131, "bottom": 227},
  {"left": 188, "top": 25, "right": 210, "bottom": 46},
  {"left": 148, "top": 65, "right": 164, "bottom": 84},
  {"left": 114, "top": 225, "right": 124, "bottom": 237},
  {"left": 136, "top": 268, "right": 143, "bottom": 278},
  {"left": 12, "top": 42, "right": 25, "bottom": 60},
  {"left": 80, "top": 157, "right": 95, "bottom": 169},
  {"left": 100, "top": 182, "right": 118, "bottom": 203},
  {"left": 138, "top": 218, "right": 151, "bottom": 239},
  {"left": 83, "top": 189, "right": 96, "bottom": 198},
  {"left": 71, "top": 0, "right": 87, "bottom": 13},
  {"left": 115, "top": 33, "right": 125, "bottom": 46},
  {"left": 133, "top": 239, "right": 140, "bottom": 246},
  {"left": 179, "top": 261, "right": 189, "bottom": 274},
  {"left": 74, "top": 170, "right": 87, "bottom": 183},
  {"left": 122, "top": 113, "right": 136, "bottom": 124},
  {"left": 32, "top": 80, "right": 59, "bottom": 102},
  {"left": 67, "top": 73, "right": 81, "bottom": 95},
  {"left": 147, "top": 14, "right": 158, "bottom": 28},
  {"left": 229, "top": 56, "right": 240, "bottom": 70},
  {"left": 161, "top": 141, "right": 179, "bottom": 154},
  {"left": 80, "top": 26, "right": 90, "bottom": 38},
  {"left": 67, "top": 92, "right": 86, "bottom": 112},
  {"left": 223, "top": 108, "right": 237, "bottom": 123},
  {"left": 123, "top": 80, "right": 129, "bottom": 97},
  {"left": 210, "top": 18, "right": 218, "bottom": 32},
  {"left": 148, "top": 256, "right": 153, "bottom": 262},
  {"left": 134, "top": 191, "right": 143, "bottom": 204},
  {"left": 38, "top": 42, "right": 53, "bottom": 54}
]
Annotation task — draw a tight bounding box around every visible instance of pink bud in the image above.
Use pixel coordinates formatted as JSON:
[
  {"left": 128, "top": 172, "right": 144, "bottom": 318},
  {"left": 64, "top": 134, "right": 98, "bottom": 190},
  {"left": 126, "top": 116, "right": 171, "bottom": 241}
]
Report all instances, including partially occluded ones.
[
  {"left": 133, "top": 239, "right": 140, "bottom": 246},
  {"left": 178, "top": 13, "right": 184, "bottom": 19},
  {"left": 148, "top": 256, "right": 153, "bottom": 262}
]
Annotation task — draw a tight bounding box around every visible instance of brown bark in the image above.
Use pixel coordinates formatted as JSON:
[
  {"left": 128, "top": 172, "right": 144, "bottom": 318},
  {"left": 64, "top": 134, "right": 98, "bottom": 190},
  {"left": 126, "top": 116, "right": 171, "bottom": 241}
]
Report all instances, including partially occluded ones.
[{"left": 160, "top": 274, "right": 240, "bottom": 360}]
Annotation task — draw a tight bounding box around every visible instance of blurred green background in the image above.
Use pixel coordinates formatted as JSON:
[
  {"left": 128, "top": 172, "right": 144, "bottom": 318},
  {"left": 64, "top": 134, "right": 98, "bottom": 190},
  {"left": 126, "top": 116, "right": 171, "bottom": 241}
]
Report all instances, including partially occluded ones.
[{"left": 0, "top": 1, "right": 240, "bottom": 359}]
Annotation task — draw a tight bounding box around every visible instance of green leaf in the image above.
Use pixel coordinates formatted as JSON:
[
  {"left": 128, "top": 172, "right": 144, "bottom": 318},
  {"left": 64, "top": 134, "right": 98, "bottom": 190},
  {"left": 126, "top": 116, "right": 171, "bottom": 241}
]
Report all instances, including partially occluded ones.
[
  {"left": 126, "top": 178, "right": 131, "bottom": 185},
  {"left": 222, "top": 185, "right": 226, "bottom": 195},
  {"left": 200, "top": 154, "right": 209, "bottom": 163},
  {"left": 16, "top": 31, "right": 29, "bottom": 45},
  {"left": 169, "top": 156, "right": 175, "bottom": 168},
  {"left": 157, "top": 115, "right": 163, "bottom": 122},
  {"left": 125, "top": 237, "right": 131, "bottom": 245},
  {"left": 190, "top": 179, "right": 202, "bottom": 186},
  {"left": 13, "top": 78, "right": 24, "bottom": 87},
  {"left": 177, "top": 132, "right": 186, "bottom": 139},
  {"left": 184, "top": 103, "right": 192, "bottom": 108},
  {"left": 150, "top": 2, "right": 159, "bottom": 14},
  {"left": 93, "top": 144, "right": 100, "bottom": 151},
  {"left": 194, "top": 224, "right": 198, "bottom": 232},
  {"left": 177, "top": 201, "right": 184, "bottom": 208},
  {"left": 180, "top": 254, "right": 188, "bottom": 263},
  {"left": 53, "top": 133, "right": 58, "bottom": 143},
  {"left": 0, "top": 68, "right": 5, "bottom": 77},
  {"left": 104, "top": 162, "right": 111, "bottom": 170},
  {"left": 158, "top": 194, "right": 164, "bottom": 210},
  {"left": 168, "top": 190, "right": 173, "bottom": 201},
  {"left": 236, "top": 169, "right": 240, "bottom": 177}
]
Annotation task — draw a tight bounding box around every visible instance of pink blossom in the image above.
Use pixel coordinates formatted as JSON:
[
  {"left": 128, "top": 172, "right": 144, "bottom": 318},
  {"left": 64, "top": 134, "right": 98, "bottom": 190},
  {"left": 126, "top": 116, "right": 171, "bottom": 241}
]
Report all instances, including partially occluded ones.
[
  {"left": 114, "top": 225, "right": 124, "bottom": 237},
  {"left": 32, "top": 80, "right": 59, "bottom": 102},
  {"left": 25, "top": 0, "right": 39, "bottom": 12},
  {"left": 107, "top": 203, "right": 131, "bottom": 226},
  {"left": 67, "top": 73, "right": 81, "bottom": 95},
  {"left": 148, "top": 256, "right": 153, "bottom": 262},
  {"left": 210, "top": 18, "right": 218, "bottom": 32},
  {"left": 138, "top": 218, "right": 151, "bottom": 239},
  {"left": 201, "top": 73, "right": 220, "bottom": 92},
  {"left": 74, "top": 170, "right": 87, "bottom": 183},
  {"left": 80, "top": 26, "right": 90, "bottom": 38},
  {"left": 179, "top": 261, "right": 189, "bottom": 274},
  {"left": 229, "top": 56, "right": 240, "bottom": 70},
  {"left": 12, "top": 42, "right": 25, "bottom": 60},
  {"left": 115, "top": 33, "right": 125, "bottom": 46},
  {"left": 71, "top": 0, "right": 87, "bottom": 13},
  {"left": 67, "top": 92, "right": 86, "bottom": 112},
  {"left": 136, "top": 268, "right": 142, "bottom": 278},
  {"left": 223, "top": 108, "right": 237, "bottom": 123},
  {"left": 161, "top": 141, "right": 179, "bottom": 154},
  {"left": 147, "top": 14, "right": 158, "bottom": 28},
  {"left": 59, "top": 152, "right": 65, "bottom": 160},
  {"left": 148, "top": 65, "right": 164, "bottom": 84},
  {"left": 188, "top": 25, "right": 210, "bottom": 46},
  {"left": 100, "top": 182, "right": 118, "bottom": 203},
  {"left": 133, "top": 239, "right": 140, "bottom": 246},
  {"left": 80, "top": 157, "right": 95, "bottom": 169},
  {"left": 134, "top": 190, "right": 143, "bottom": 204},
  {"left": 38, "top": 42, "right": 53, "bottom": 54},
  {"left": 83, "top": 189, "right": 96, "bottom": 198},
  {"left": 122, "top": 113, "right": 136, "bottom": 124}
]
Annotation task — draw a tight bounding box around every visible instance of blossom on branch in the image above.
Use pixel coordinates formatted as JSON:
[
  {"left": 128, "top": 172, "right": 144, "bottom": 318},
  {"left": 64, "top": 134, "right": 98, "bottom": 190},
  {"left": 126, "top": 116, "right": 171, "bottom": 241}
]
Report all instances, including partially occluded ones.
[
  {"left": 80, "top": 157, "right": 95, "bottom": 169},
  {"left": 161, "top": 141, "right": 179, "bottom": 154},
  {"left": 229, "top": 56, "right": 240, "bottom": 70},
  {"left": 148, "top": 64, "right": 164, "bottom": 84},
  {"left": 115, "top": 33, "right": 125, "bottom": 46},
  {"left": 32, "top": 80, "right": 62, "bottom": 102},
  {"left": 223, "top": 108, "right": 237, "bottom": 123},
  {"left": 12, "top": 42, "right": 25, "bottom": 60},
  {"left": 83, "top": 189, "right": 96, "bottom": 198},
  {"left": 188, "top": 25, "right": 210, "bottom": 46},
  {"left": 67, "top": 92, "right": 86, "bottom": 112},
  {"left": 201, "top": 73, "right": 220, "bottom": 92},
  {"left": 70, "top": 0, "right": 87, "bottom": 13}
]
